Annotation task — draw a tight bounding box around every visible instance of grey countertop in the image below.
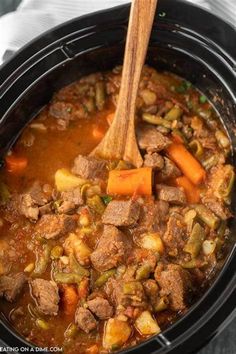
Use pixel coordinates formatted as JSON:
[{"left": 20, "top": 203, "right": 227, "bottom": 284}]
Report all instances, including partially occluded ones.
[{"left": 0, "top": 1, "right": 235, "bottom": 353}]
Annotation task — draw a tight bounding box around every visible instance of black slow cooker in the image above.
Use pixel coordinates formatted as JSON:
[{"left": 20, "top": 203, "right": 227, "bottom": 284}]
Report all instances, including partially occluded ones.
[{"left": 0, "top": 0, "right": 236, "bottom": 353}]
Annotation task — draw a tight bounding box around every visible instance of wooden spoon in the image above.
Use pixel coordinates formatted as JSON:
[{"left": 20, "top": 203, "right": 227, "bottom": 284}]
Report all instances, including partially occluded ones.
[{"left": 91, "top": 0, "right": 158, "bottom": 167}]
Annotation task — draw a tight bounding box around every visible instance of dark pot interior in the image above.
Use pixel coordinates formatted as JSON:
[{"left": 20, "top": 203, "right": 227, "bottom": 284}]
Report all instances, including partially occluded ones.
[{"left": 0, "top": 0, "right": 235, "bottom": 353}]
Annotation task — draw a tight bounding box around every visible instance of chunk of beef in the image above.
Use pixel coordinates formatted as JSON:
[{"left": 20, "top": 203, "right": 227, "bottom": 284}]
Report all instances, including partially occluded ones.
[
  {"left": 137, "top": 125, "right": 171, "bottom": 152},
  {"left": 0, "top": 273, "right": 27, "bottom": 302},
  {"left": 102, "top": 199, "right": 140, "bottom": 227},
  {"left": 156, "top": 185, "right": 186, "bottom": 205},
  {"left": 201, "top": 196, "right": 231, "bottom": 220},
  {"left": 163, "top": 213, "right": 187, "bottom": 256},
  {"left": 105, "top": 278, "right": 147, "bottom": 309},
  {"left": 75, "top": 307, "right": 97, "bottom": 333},
  {"left": 90, "top": 225, "right": 130, "bottom": 272},
  {"left": 157, "top": 157, "right": 181, "bottom": 181},
  {"left": 49, "top": 101, "right": 75, "bottom": 121},
  {"left": 132, "top": 198, "right": 169, "bottom": 237},
  {"left": 144, "top": 153, "right": 164, "bottom": 170},
  {"left": 30, "top": 279, "right": 59, "bottom": 315},
  {"left": 20, "top": 182, "right": 52, "bottom": 221},
  {"left": 87, "top": 297, "right": 113, "bottom": 319},
  {"left": 143, "top": 279, "right": 159, "bottom": 308},
  {"left": 36, "top": 214, "right": 76, "bottom": 240},
  {"left": 156, "top": 264, "right": 191, "bottom": 311},
  {"left": 57, "top": 187, "right": 84, "bottom": 214},
  {"left": 72, "top": 155, "right": 106, "bottom": 179}
]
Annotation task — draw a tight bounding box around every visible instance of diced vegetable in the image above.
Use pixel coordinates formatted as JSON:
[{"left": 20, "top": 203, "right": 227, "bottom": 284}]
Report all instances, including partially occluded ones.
[
  {"left": 202, "top": 155, "right": 219, "bottom": 170},
  {"left": 24, "top": 263, "right": 35, "bottom": 273},
  {"left": 33, "top": 244, "right": 52, "bottom": 276},
  {"left": 142, "top": 113, "right": 172, "bottom": 129},
  {"left": 0, "top": 182, "right": 10, "bottom": 205},
  {"left": 115, "top": 160, "right": 132, "bottom": 170},
  {"left": 103, "top": 318, "right": 132, "bottom": 350},
  {"left": 79, "top": 214, "right": 90, "bottom": 227},
  {"left": 55, "top": 168, "right": 87, "bottom": 192},
  {"left": 123, "top": 281, "right": 143, "bottom": 295},
  {"left": 181, "top": 259, "right": 207, "bottom": 269},
  {"left": 139, "top": 233, "right": 164, "bottom": 253},
  {"left": 202, "top": 240, "right": 216, "bottom": 255},
  {"left": 217, "top": 220, "right": 227, "bottom": 238},
  {"left": 69, "top": 253, "right": 90, "bottom": 277},
  {"left": 51, "top": 245, "right": 64, "bottom": 259},
  {"left": 61, "top": 285, "right": 79, "bottom": 315},
  {"left": 171, "top": 129, "right": 187, "bottom": 144},
  {"left": 140, "top": 89, "right": 157, "bottom": 105},
  {"left": 36, "top": 319, "right": 49, "bottom": 330},
  {"left": 215, "top": 130, "right": 230, "bottom": 149},
  {"left": 107, "top": 168, "right": 152, "bottom": 196},
  {"left": 194, "top": 204, "right": 220, "bottom": 230},
  {"left": 184, "top": 209, "right": 197, "bottom": 233},
  {"left": 64, "top": 233, "right": 92, "bottom": 266},
  {"left": 95, "top": 81, "right": 106, "bottom": 111},
  {"left": 184, "top": 223, "right": 205, "bottom": 258},
  {"left": 136, "top": 264, "right": 151, "bottom": 280},
  {"left": 54, "top": 272, "right": 83, "bottom": 284},
  {"left": 30, "top": 123, "right": 47, "bottom": 131},
  {"left": 86, "top": 345, "right": 99, "bottom": 354},
  {"left": 64, "top": 323, "right": 78, "bottom": 339},
  {"left": 154, "top": 297, "right": 169, "bottom": 312},
  {"left": 5, "top": 155, "right": 28, "bottom": 173},
  {"left": 175, "top": 81, "right": 191, "bottom": 93},
  {"left": 199, "top": 95, "right": 207, "bottom": 104},
  {"left": 189, "top": 140, "right": 203, "bottom": 158},
  {"left": 95, "top": 269, "right": 116, "bottom": 288},
  {"left": 86, "top": 195, "right": 105, "bottom": 214},
  {"left": 167, "top": 143, "right": 206, "bottom": 185},
  {"left": 214, "top": 164, "right": 234, "bottom": 201},
  {"left": 176, "top": 176, "right": 200, "bottom": 203},
  {"left": 135, "top": 311, "right": 160, "bottom": 335},
  {"left": 164, "top": 105, "right": 183, "bottom": 121}
]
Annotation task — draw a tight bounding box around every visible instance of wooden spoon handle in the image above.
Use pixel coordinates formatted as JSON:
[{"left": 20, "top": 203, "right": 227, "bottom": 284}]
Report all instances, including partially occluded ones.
[{"left": 117, "top": 0, "right": 158, "bottom": 120}]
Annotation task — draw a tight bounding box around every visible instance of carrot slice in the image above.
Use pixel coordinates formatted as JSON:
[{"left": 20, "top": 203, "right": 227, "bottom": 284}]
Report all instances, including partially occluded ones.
[
  {"left": 61, "top": 285, "right": 79, "bottom": 316},
  {"left": 167, "top": 143, "right": 206, "bottom": 185},
  {"left": 107, "top": 167, "right": 152, "bottom": 196},
  {"left": 176, "top": 175, "right": 200, "bottom": 203},
  {"left": 5, "top": 155, "right": 28, "bottom": 173}
]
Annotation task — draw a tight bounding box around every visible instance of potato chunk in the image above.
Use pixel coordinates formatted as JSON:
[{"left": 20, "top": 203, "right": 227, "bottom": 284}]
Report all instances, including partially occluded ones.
[
  {"left": 140, "top": 233, "right": 164, "bottom": 254},
  {"left": 55, "top": 168, "right": 87, "bottom": 192},
  {"left": 135, "top": 311, "right": 160, "bottom": 335},
  {"left": 103, "top": 318, "right": 132, "bottom": 350},
  {"left": 64, "top": 233, "right": 91, "bottom": 265}
]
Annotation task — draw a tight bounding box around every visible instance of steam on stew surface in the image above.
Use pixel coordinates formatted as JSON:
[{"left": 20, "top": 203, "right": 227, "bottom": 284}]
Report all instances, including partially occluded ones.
[{"left": 0, "top": 66, "right": 234, "bottom": 353}]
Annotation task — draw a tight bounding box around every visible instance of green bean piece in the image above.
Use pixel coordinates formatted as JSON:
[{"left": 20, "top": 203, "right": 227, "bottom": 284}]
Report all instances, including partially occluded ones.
[
  {"left": 164, "top": 105, "right": 183, "bottom": 121},
  {"left": 194, "top": 204, "right": 220, "bottom": 230},
  {"left": 155, "top": 296, "right": 169, "bottom": 312},
  {"left": 217, "top": 220, "right": 227, "bottom": 238},
  {"left": 202, "top": 155, "right": 219, "bottom": 170},
  {"left": 95, "top": 269, "right": 116, "bottom": 288},
  {"left": 175, "top": 81, "right": 191, "bottom": 93},
  {"left": 33, "top": 244, "right": 52, "bottom": 276},
  {"left": 69, "top": 254, "right": 90, "bottom": 277},
  {"left": 199, "top": 95, "right": 207, "bottom": 104},
  {"left": 95, "top": 81, "right": 106, "bottom": 111},
  {"left": 142, "top": 113, "right": 172, "bottom": 129},
  {"left": 123, "top": 281, "right": 143, "bottom": 295},
  {"left": 54, "top": 272, "right": 83, "bottom": 284},
  {"left": 216, "top": 165, "right": 235, "bottom": 200},
  {"left": 0, "top": 182, "right": 10, "bottom": 205},
  {"left": 51, "top": 245, "right": 64, "bottom": 259},
  {"left": 135, "top": 264, "right": 151, "bottom": 280},
  {"left": 83, "top": 97, "right": 95, "bottom": 113},
  {"left": 189, "top": 140, "right": 203, "bottom": 158},
  {"left": 86, "top": 195, "right": 105, "bottom": 215},
  {"left": 64, "top": 323, "right": 78, "bottom": 339},
  {"left": 184, "top": 223, "right": 205, "bottom": 258},
  {"left": 36, "top": 319, "right": 49, "bottom": 330},
  {"left": 181, "top": 259, "right": 207, "bottom": 269},
  {"left": 215, "top": 130, "right": 230, "bottom": 149}
]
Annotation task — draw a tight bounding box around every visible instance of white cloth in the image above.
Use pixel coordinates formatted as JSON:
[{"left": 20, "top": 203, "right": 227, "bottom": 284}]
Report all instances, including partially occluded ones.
[{"left": 0, "top": 0, "right": 235, "bottom": 64}]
